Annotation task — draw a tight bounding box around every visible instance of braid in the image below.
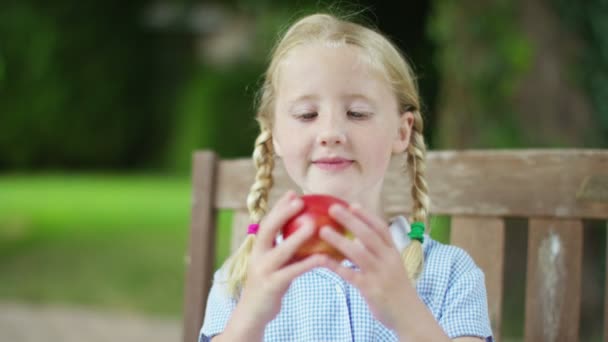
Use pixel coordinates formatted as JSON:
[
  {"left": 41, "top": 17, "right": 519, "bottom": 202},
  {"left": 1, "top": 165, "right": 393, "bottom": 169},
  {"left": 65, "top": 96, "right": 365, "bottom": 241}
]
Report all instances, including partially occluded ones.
[
  {"left": 407, "top": 117, "right": 430, "bottom": 223},
  {"left": 224, "top": 129, "right": 275, "bottom": 297},
  {"left": 247, "top": 130, "right": 275, "bottom": 223},
  {"left": 401, "top": 111, "right": 430, "bottom": 283}
]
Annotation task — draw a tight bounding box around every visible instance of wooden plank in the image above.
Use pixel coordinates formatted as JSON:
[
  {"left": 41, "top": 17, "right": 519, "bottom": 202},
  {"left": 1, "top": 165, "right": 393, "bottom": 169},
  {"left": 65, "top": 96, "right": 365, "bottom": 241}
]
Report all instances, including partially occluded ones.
[
  {"left": 450, "top": 216, "right": 505, "bottom": 341},
  {"left": 605, "top": 220, "right": 608, "bottom": 342},
  {"left": 182, "top": 152, "right": 218, "bottom": 342},
  {"left": 577, "top": 174, "right": 608, "bottom": 202},
  {"left": 524, "top": 219, "right": 583, "bottom": 342},
  {"left": 216, "top": 150, "right": 608, "bottom": 219},
  {"left": 231, "top": 210, "right": 251, "bottom": 254}
]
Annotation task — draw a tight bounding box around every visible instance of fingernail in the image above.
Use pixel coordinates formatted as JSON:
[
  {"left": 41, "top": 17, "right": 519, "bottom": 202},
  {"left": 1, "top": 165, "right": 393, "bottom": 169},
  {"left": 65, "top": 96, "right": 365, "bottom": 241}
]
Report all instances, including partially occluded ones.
[
  {"left": 330, "top": 204, "right": 344, "bottom": 214},
  {"left": 306, "top": 224, "right": 316, "bottom": 233}
]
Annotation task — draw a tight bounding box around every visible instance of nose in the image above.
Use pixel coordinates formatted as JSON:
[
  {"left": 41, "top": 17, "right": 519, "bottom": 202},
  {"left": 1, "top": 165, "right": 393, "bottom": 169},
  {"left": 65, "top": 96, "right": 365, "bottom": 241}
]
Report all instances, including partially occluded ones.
[{"left": 315, "top": 117, "right": 347, "bottom": 146}]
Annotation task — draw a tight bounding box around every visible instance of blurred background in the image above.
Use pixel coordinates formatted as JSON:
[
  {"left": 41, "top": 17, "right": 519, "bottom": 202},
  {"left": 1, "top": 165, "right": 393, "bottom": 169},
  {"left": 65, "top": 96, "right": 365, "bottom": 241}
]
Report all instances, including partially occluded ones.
[{"left": 1, "top": 0, "right": 607, "bottom": 341}]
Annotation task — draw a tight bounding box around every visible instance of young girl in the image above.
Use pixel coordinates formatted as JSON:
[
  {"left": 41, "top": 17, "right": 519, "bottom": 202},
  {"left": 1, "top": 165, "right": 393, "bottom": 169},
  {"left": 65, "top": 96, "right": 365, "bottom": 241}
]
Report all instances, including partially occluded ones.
[{"left": 200, "top": 13, "right": 493, "bottom": 342}]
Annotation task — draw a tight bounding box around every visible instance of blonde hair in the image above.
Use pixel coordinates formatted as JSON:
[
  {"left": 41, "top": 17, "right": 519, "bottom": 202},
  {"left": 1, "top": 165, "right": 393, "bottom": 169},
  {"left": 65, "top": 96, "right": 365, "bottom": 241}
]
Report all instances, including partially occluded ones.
[{"left": 223, "top": 13, "right": 430, "bottom": 297}]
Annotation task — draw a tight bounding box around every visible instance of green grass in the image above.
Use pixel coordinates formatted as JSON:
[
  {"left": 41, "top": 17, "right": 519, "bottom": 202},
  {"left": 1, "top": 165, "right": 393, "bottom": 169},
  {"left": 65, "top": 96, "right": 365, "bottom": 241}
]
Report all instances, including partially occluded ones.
[
  {"left": 0, "top": 174, "right": 449, "bottom": 318},
  {"left": 0, "top": 174, "right": 203, "bottom": 317}
]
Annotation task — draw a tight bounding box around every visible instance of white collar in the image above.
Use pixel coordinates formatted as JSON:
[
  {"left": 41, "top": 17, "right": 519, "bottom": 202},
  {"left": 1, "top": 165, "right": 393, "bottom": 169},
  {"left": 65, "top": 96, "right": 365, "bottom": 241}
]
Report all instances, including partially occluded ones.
[{"left": 389, "top": 215, "right": 412, "bottom": 253}]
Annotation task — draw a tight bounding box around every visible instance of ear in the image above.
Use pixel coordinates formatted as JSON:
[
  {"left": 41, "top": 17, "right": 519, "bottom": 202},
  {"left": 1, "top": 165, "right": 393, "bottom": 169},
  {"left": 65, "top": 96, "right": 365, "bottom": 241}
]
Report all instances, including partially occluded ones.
[{"left": 392, "top": 111, "right": 414, "bottom": 154}]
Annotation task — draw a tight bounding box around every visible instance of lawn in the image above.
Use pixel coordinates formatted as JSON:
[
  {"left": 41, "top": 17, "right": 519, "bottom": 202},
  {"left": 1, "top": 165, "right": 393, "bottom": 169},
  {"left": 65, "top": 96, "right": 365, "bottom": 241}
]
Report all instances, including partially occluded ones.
[{"left": 0, "top": 174, "right": 236, "bottom": 318}]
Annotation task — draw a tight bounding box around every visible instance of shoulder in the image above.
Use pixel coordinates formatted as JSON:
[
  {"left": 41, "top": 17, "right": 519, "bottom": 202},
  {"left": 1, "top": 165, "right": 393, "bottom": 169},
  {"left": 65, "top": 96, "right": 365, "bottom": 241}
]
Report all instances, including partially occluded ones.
[
  {"left": 388, "top": 215, "right": 482, "bottom": 282},
  {"left": 207, "top": 266, "right": 238, "bottom": 302},
  {"left": 421, "top": 239, "right": 493, "bottom": 340},
  {"left": 421, "top": 237, "right": 483, "bottom": 286}
]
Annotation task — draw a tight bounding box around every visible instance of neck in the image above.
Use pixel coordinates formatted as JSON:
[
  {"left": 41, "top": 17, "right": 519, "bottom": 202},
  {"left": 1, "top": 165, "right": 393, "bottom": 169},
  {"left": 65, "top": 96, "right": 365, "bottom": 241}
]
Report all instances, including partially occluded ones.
[{"left": 343, "top": 181, "right": 388, "bottom": 223}]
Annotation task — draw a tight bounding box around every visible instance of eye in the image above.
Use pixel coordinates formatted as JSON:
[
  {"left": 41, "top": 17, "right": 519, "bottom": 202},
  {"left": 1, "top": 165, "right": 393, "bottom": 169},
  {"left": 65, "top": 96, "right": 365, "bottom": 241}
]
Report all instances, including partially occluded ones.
[
  {"left": 347, "top": 110, "right": 369, "bottom": 119},
  {"left": 295, "top": 112, "right": 318, "bottom": 121}
]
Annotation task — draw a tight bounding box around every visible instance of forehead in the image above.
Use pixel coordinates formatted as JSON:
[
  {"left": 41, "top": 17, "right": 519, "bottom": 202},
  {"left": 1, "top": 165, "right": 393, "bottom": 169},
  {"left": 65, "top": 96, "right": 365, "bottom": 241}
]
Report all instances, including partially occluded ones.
[{"left": 275, "top": 42, "right": 393, "bottom": 101}]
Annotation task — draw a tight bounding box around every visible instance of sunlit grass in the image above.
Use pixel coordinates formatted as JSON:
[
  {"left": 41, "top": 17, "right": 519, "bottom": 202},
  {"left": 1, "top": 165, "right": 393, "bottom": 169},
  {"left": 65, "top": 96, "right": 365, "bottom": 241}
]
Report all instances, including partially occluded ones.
[{"left": 0, "top": 174, "right": 195, "bottom": 317}]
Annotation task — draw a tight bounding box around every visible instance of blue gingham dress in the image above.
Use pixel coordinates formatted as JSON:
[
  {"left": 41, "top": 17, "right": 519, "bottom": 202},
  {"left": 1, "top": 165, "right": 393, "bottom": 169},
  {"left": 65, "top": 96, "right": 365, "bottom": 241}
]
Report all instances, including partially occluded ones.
[{"left": 200, "top": 216, "right": 494, "bottom": 341}]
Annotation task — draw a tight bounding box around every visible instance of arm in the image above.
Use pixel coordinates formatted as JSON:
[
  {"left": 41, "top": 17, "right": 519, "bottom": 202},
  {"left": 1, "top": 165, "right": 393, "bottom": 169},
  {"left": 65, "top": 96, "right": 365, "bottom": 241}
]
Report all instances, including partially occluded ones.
[
  {"left": 210, "top": 299, "right": 266, "bottom": 341},
  {"left": 319, "top": 204, "right": 492, "bottom": 342},
  {"left": 202, "top": 191, "right": 329, "bottom": 341},
  {"left": 392, "top": 268, "right": 490, "bottom": 342},
  {"left": 391, "top": 288, "right": 452, "bottom": 342}
]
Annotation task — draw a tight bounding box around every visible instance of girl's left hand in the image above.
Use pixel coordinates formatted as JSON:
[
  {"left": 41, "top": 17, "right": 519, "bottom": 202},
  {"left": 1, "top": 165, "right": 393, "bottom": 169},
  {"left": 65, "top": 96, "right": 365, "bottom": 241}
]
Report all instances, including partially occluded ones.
[{"left": 318, "top": 203, "right": 416, "bottom": 332}]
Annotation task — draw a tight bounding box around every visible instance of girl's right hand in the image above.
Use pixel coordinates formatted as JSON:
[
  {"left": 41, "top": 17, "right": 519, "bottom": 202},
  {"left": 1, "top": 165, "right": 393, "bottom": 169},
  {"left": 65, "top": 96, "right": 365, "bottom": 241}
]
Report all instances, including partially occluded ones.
[{"left": 222, "top": 191, "right": 327, "bottom": 339}]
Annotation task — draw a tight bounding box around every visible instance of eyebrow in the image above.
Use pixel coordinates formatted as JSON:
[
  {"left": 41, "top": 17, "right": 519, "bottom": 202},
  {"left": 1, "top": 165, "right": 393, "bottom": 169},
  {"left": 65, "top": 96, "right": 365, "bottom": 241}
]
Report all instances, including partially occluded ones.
[
  {"left": 342, "top": 93, "right": 375, "bottom": 104},
  {"left": 286, "top": 94, "right": 319, "bottom": 107},
  {"left": 287, "top": 93, "right": 375, "bottom": 106}
]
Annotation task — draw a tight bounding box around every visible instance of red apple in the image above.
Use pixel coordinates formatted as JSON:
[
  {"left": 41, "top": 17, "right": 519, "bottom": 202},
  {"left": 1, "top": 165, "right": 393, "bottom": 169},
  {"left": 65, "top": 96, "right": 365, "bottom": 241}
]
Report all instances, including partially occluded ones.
[{"left": 282, "top": 194, "right": 350, "bottom": 261}]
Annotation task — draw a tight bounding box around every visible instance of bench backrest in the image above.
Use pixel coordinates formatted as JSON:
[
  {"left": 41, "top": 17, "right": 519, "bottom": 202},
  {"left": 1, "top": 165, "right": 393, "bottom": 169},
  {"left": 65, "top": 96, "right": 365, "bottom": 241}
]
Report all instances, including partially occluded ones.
[{"left": 182, "top": 149, "right": 608, "bottom": 342}]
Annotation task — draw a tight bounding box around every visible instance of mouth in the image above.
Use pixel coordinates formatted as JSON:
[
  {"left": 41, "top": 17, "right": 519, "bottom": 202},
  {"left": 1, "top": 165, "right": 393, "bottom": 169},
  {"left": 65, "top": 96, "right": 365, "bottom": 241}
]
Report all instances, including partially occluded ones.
[{"left": 312, "top": 157, "right": 354, "bottom": 171}]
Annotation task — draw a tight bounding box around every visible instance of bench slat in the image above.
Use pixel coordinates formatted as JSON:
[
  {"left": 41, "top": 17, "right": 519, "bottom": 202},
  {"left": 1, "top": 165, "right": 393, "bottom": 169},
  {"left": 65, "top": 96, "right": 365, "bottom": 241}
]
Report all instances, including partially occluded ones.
[
  {"left": 183, "top": 151, "right": 219, "bottom": 342},
  {"left": 216, "top": 150, "right": 608, "bottom": 219},
  {"left": 450, "top": 216, "right": 505, "bottom": 340},
  {"left": 605, "top": 221, "right": 608, "bottom": 342},
  {"left": 524, "top": 219, "right": 583, "bottom": 341}
]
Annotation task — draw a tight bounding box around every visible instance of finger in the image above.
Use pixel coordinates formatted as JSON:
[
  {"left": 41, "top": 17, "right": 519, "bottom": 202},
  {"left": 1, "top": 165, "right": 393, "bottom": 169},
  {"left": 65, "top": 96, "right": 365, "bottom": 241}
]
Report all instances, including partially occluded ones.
[
  {"left": 319, "top": 225, "right": 375, "bottom": 269},
  {"left": 320, "top": 256, "right": 361, "bottom": 287},
  {"left": 350, "top": 203, "right": 393, "bottom": 245},
  {"left": 328, "top": 204, "right": 386, "bottom": 255},
  {"left": 266, "top": 217, "right": 316, "bottom": 269},
  {"left": 274, "top": 254, "right": 327, "bottom": 285},
  {"left": 254, "top": 191, "right": 303, "bottom": 250}
]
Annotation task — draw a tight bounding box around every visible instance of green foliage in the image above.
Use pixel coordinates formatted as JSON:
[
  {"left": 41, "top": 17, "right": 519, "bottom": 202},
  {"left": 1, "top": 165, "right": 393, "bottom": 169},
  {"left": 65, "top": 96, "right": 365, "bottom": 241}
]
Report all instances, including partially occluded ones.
[
  {"left": 164, "top": 2, "right": 327, "bottom": 171},
  {"left": 0, "top": 1, "right": 440, "bottom": 171},
  {"left": 0, "top": 2, "right": 193, "bottom": 170},
  {"left": 166, "top": 65, "right": 262, "bottom": 172},
  {"left": 429, "top": 0, "right": 533, "bottom": 148},
  {"left": 551, "top": 0, "right": 608, "bottom": 146},
  {"left": 0, "top": 47, "right": 5, "bottom": 84}
]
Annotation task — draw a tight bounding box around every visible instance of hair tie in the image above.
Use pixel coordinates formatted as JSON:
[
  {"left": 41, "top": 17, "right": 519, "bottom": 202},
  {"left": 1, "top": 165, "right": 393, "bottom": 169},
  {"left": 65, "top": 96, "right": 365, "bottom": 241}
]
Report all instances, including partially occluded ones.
[
  {"left": 247, "top": 223, "right": 259, "bottom": 235},
  {"left": 408, "top": 221, "right": 425, "bottom": 243}
]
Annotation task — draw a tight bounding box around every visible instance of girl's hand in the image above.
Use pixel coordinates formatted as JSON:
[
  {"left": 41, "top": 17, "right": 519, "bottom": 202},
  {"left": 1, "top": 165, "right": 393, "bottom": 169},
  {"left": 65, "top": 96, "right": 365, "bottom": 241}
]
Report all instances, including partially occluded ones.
[
  {"left": 235, "top": 191, "right": 327, "bottom": 328},
  {"left": 318, "top": 203, "right": 417, "bottom": 332}
]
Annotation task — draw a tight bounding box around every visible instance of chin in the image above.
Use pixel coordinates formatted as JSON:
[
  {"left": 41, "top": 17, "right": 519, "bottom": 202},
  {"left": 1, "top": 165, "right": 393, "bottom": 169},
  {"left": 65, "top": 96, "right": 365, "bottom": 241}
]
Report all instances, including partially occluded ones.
[{"left": 307, "top": 184, "right": 356, "bottom": 202}]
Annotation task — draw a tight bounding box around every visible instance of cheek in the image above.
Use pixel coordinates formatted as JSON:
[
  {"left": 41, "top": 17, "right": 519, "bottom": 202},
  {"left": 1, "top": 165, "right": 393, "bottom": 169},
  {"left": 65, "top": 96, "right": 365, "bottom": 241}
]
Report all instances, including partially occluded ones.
[
  {"left": 277, "top": 129, "right": 307, "bottom": 156},
  {"left": 275, "top": 136, "right": 310, "bottom": 175},
  {"left": 358, "top": 132, "right": 395, "bottom": 169}
]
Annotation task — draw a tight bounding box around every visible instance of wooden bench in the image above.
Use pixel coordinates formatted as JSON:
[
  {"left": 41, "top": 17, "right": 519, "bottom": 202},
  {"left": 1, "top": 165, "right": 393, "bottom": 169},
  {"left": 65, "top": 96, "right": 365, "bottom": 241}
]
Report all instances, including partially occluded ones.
[{"left": 182, "top": 149, "right": 608, "bottom": 342}]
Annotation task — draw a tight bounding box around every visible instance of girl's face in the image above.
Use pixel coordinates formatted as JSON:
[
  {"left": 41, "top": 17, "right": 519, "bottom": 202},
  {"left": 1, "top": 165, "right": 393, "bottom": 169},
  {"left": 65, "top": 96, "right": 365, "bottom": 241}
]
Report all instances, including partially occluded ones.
[{"left": 272, "top": 42, "right": 414, "bottom": 208}]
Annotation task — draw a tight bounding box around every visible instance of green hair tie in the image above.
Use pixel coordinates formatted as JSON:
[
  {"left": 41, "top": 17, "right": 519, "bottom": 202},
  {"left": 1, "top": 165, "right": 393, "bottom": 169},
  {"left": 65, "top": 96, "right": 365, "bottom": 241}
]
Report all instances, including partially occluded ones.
[{"left": 408, "top": 221, "right": 425, "bottom": 243}]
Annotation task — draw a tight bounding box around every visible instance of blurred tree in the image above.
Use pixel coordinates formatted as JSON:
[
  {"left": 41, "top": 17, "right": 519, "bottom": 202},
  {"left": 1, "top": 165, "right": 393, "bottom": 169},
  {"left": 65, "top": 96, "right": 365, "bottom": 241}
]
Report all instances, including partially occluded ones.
[
  {"left": 162, "top": 2, "right": 282, "bottom": 171},
  {"left": 551, "top": 0, "right": 608, "bottom": 146},
  {"left": 355, "top": 1, "right": 439, "bottom": 148},
  {"left": 0, "top": 1, "right": 440, "bottom": 171},
  {"left": 166, "top": 64, "right": 262, "bottom": 171},
  {"left": 0, "top": 1, "right": 194, "bottom": 170},
  {"left": 430, "top": 0, "right": 606, "bottom": 149}
]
